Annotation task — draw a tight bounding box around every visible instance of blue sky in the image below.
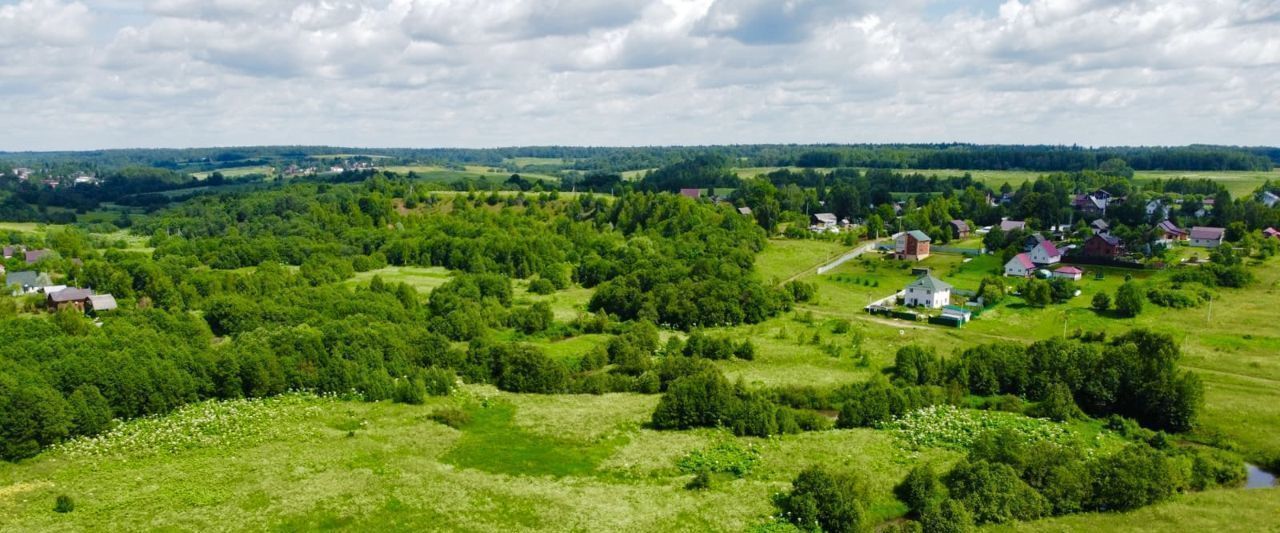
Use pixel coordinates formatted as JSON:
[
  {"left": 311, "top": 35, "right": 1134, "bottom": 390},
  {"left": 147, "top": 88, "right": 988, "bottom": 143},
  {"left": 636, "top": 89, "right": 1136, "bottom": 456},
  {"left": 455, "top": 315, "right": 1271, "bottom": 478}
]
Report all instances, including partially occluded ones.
[{"left": 0, "top": 0, "right": 1277, "bottom": 150}]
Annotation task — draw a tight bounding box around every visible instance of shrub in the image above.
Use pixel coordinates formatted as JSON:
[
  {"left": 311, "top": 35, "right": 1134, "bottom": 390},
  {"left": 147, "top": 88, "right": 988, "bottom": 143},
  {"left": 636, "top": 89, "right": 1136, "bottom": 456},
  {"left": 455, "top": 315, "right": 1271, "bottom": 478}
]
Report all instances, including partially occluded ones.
[
  {"left": 734, "top": 340, "right": 756, "bottom": 361},
  {"left": 1028, "top": 383, "right": 1081, "bottom": 422},
  {"left": 895, "top": 464, "right": 946, "bottom": 516},
  {"left": 1090, "top": 292, "right": 1110, "bottom": 312},
  {"left": 528, "top": 278, "right": 556, "bottom": 295},
  {"left": 392, "top": 377, "right": 425, "bottom": 405},
  {"left": 920, "top": 499, "right": 974, "bottom": 533},
  {"left": 496, "top": 345, "right": 569, "bottom": 393},
  {"left": 422, "top": 367, "right": 455, "bottom": 396},
  {"left": 54, "top": 495, "right": 74, "bottom": 514},
  {"left": 1089, "top": 444, "right": 1181, "bottom": 511},
  {"left": 678, "top": 439, "right": 761, "bottom": 476},
  {"left": 428, "top": 407, "right": 471, "bottom": 429},
  {"left": 944, "top": 460, "right": 1048, "bottom": 524},
  {"left": 685, "top": 470, "right": 712, "bottom": 491},
  {"left": 1114, "top": 282, "right": 1144, "bottom": 317},
  {"left": 775, "top": 465, "right": 868, "bottom": 533}
]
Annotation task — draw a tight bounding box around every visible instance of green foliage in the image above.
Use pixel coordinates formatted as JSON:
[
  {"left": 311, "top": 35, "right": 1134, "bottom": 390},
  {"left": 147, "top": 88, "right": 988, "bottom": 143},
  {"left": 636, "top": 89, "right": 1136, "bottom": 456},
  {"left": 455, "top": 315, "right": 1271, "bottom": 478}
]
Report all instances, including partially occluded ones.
[
  {"left": 893, "top": 345, "right": 943, "bottom": 386},
  {"left": 1088, "top": 444, "right": 1182, "bottom": 512},
  {"left": 944, "top": 459, "right": 1048, "bottom": 524},
  {"left": 919, "top": 499, "right": 973, "bottom": 533},
  {"left": 882, "top": 405, "right": 1077, "bottom": 451},
  {"left": 775, "top": 465, "right": 868, "bottom": 533},
  {"left": 895, "top": 464, "right": 946, "bottom": 517},
  {"left": 1091, "top": 291, "right": 1110, "bottom": 312},
  {"left": 1028, "top": 382, "right": 1082, "bottom": 422},
  {"left": 1023, "top": 279, "right": 1052, "bottom": 307},
  {"left": 54, "top": 495, "right": 75, "bottom": 514},
  {"left": 1114, "top": 281, "right": 1144, "bottom": 317},
  {"left": 677, "top": 439, "right": 761, "bottom": 477},
  {"left": 427, "top": 407, "right": 471, "bottom": 429},
  {"left": 685, "top": 469, "right": 712, "bottom": 491}
]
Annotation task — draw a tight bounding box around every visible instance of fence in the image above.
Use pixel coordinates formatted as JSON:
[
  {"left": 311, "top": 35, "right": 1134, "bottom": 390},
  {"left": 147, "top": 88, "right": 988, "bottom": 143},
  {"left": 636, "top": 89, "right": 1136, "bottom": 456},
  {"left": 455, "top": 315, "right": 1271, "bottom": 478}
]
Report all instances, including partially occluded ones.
[{"left": 932, "top": 246, "right": 985, "bottom": 256}]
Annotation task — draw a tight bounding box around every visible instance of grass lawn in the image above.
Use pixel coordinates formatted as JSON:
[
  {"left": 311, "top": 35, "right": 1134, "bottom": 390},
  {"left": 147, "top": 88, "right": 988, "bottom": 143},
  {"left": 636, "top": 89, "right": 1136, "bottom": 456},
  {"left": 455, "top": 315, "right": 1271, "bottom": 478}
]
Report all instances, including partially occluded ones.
[
  {"left": 192, "top": 166, "right": 275, "bottom": 180},
  {"left": 345, "top": 266, "right": 452, "bottom": 294},
  {"left": 755, "top": 238, "right": 854, "bottom": 284}
]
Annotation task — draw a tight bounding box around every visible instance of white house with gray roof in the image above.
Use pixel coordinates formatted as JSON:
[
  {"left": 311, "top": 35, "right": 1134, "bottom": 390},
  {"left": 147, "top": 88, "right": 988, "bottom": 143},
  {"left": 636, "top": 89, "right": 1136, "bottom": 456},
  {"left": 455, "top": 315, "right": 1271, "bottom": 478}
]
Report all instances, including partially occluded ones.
[{"left": 903, "top": 274, "right": 952, "bottom": 309}]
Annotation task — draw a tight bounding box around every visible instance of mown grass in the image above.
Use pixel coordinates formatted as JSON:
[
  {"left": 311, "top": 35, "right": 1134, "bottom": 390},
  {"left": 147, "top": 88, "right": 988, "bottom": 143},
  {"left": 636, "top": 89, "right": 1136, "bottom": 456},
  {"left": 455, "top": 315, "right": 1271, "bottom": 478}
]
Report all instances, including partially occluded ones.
[{"left": 345, "top": 266, "right": 453, "bottom": 293}]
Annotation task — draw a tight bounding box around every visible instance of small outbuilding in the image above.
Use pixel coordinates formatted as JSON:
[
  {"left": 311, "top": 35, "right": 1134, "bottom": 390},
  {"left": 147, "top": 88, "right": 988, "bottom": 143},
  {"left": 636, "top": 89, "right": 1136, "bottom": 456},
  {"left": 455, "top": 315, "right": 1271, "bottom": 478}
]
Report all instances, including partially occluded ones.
[
  {"left": 1053, "top": 266, "right": 1083, "bottom": 281},
  {"left": 949, "top": 220, "right": 970, "bottom": 239}
]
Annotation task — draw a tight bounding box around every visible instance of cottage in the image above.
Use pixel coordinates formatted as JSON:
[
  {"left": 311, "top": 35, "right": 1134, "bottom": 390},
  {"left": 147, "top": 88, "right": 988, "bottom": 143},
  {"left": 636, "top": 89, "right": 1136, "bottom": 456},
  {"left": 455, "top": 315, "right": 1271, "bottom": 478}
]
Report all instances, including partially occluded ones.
[
  {"left": 1189, "top": 226, "right": 1225, "bottom": 248},
  {"left": 1073, "top": 192, "right": 1109, "bottom": 215},
  {"left": 1262, "top": 191, "right": 1280, "bottom": 208},
  {"left": 1053, "top": 266, "right": 1084, "bottom": 281},
  {"left": 1091, "top": 219, "right": 1110, "bottom": 234},
  {"left": 1264, "top": 227, "right": 1280, "bottom": 240},
  {"left": 812, "top": 213, "right": 838, "bottom": 231},
  {"left": 949, "top": 220, "right": 970, "bottom": 239},
  {"left": 1004, "top": 253, "right": 1035, "bottom": 277},
  {"left": 47, "top": 287, "right": 93, "bottom": 312},
  {"left": 895, "top": 230, "right": 932, "bottom": 261},
  {"left": 903, "top": 274, "right": 952, "bottom": 309},
  {"left": 6, "top": 270, "right": 48, "bottom": 295},
  {"left": 24, "top": 249, "right": 51, "bottom": 264},
  {"left": 999, "top": 219, "right": 1026, "bottom": 232},
  {"left": 1083, "top": 234, "right": 1123, "bottom": 257},
  {"left": 1156, "top": 220, "right": 1188, "bottom": 243},
  {"left": 88, "top": 294, "right": 118, "bottom": 314},
  {"left": 1028, "top": 240, "right": 1061, "bottom": 266}
]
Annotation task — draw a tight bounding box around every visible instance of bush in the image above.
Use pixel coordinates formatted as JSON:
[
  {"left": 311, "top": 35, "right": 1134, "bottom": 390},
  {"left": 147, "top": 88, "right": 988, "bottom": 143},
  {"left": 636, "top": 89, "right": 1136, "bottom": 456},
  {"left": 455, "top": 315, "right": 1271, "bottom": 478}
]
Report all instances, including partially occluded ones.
[
  {"left": 428, "top": 407, "right": 472, "bottom": 429},
  {"left": 776, "top": 465, "right": 868, "bottom": 533},
  {"left": 1089, "top": 444, "right": 1182, "bottom": 512},
  {"left": 896, "top": 464, "right": 946, "bottom": 516},
  {"left": 54, "top": 494, "right": 74, "bottom": 514},
  {"left": 422, "top": 367, "right": 455, "bottom": 396},
  {"left": 920, "top": 499, "right": 974, "bottom": 533},
  {"left": 1090, "top": 292, "right": 1110, "bottom": 312},
  {"left": 944, "top": 460, "right": 1047, "bottom": 524},
  {"left": 1028, "top": 382, "right": 1081, "bottom": 422},
  {"left": 1181, "top": 446, "right": 1246, "bottom": 490},
  {"left": 685, "top": 470, "right": 712, "bottom": 491},
  {"left": 496, "top": 345, "right": 569, "bottom": 393},
  {"left": 392, "top": 377, "right": 425, "bottom": 405},
  {"left": 528, "top": 278, "right": 556, "bottom": 295}
]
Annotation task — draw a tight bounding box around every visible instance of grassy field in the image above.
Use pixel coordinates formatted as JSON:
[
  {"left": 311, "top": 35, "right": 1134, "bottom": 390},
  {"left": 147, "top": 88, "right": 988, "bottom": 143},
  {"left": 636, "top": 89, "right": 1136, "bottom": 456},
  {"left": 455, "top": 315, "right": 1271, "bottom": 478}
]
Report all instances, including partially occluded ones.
[
  {"left": 191, "top": 165, "right": 275, "bottom": 180},
  {"left": 345, "top": 266, "right": 453, "bottom": 293}
]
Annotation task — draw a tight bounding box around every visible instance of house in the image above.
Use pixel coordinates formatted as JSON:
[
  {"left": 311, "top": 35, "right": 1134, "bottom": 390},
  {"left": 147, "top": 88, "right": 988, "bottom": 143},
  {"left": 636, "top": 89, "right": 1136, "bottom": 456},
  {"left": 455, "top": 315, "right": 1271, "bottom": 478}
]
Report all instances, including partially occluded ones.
[
  {"left": 24, "top": 249, "right": 51, "bottom": 264},
  {"left": 1091, "top": 219, "right": 1110, "bottom": 234},
  {"left": 1264, "top": 227, "right": 1280, "bottom": 240},
  {"left": 1004, "top": 253, "right": 1035, "bottom": 277},
  {"left": 903, "top": 274, "right": 952, "bottom": 309},
  {"left": 895, "top": 230, "right": 932, "bottom": 261},
  {"left": 1262, "top": 191, "right": 1280, "bottom": 208},
  {"left": 1024, "top": 233, "right": 1047, "bottom": 251},
  {"left": 1028, "top": 240, "right": 1062, "bottom": 266},
  {"left": 1189, "top": 226, "right": 1225, "bottom": 248},
  {"left": 1156, "top": 220, "right": 1188, "bottom": 243},
  {"left": 949, "top": 220, "right": 970, "bottom": 239},
  {"left": 1083, "top": 234, "right": 1124, "bottom": 257},
  {"left": 1073, "top": 191, "right": 1110, "bottom": 216},
  {"left": 941, "top": 305, "right": 972, "bottom": 324},
  {"left": 679, "top": 188, "right": 702, "bottom": 200},
  {"left": 812, "top": 213, "right": 838, "bottom": 230},
  {"left": 47, "top": 287, "right": 93, "bottom": 312},
  {"left": 73, "top": 175, "right": 101, "bottom": 186},
  {"left": 88, "top": 294, "right": 118, "bottom": 314},
  {"left": 6, "top": 271, "right": 48, "bottom": 294},
  {"left": 1053, "top": 266, "right": 1084, "bottom": 281},
  {"left": 1000, "top": 219, "right": 1026, "bottom": 232},
  {"left": 1145, "top": 199, "right": 1170, "bottom": 218},
  {"left": 737, "top": 206, "right": 753, "bottom": 216},
  {"left": 1, "top": 245, "right": 16, "bottom": 259}
]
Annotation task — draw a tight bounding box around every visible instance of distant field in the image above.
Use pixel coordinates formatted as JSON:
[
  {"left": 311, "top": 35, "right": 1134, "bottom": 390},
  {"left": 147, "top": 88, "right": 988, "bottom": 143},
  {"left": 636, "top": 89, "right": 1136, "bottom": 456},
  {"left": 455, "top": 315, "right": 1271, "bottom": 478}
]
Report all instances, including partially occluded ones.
[
  {"left": 191, "top": 166, "right": 275, "bottom": 180},
  {"left": 505, "top": 157, "right": 568, "bottom": 168},
  {"left": 345, "top": 266, "right": 452, "bottom": 293}
]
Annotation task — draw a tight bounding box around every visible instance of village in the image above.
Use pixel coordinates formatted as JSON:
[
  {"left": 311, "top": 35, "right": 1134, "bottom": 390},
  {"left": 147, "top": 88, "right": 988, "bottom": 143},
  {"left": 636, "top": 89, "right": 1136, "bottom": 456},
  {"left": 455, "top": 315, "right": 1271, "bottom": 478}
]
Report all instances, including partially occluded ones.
[{"left": 3, "top": 245, "right": 117, "bottom": 317}]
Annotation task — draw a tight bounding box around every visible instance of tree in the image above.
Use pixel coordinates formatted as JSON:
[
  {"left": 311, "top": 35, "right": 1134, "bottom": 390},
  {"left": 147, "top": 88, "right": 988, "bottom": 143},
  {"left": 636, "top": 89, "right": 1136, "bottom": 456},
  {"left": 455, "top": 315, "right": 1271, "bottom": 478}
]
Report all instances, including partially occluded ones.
[
  {"left": 944, "top": 460, "right": 1047, "bottom": 524},
  {"left": 1114, "top": 282, "right": 1144, "bottom": 317},
  {"left": 920, "top": 499, "right": 974, "bottom": 533},
  {"left": 896, "top": 464, "right": 946, "bottom": 516},
  {"left": 1024, "top": 279, "right": 1052, "bottom": 307},
  {"left": 776, "top": 465, "right": 868, "bottom": 533},
  {"left": 1029, "top": 382, "right": 1081, "bottom": 421},
  {"left": 866, "top": 214, "right": 886, "bottom": 239},
  {"left": 977, "top": 277, "right": 1005, "bottom": 306},
  {"left": 1091, "top": 292, "right": 1111, "bottom": 312}
]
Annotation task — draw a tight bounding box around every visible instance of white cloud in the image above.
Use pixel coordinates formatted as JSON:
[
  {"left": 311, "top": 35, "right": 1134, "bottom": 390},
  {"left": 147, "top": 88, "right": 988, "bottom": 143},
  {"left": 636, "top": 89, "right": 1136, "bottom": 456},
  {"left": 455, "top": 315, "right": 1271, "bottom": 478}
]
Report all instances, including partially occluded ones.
[{"left": 0, "top": 0, "right": 1276, "bottom": 150}]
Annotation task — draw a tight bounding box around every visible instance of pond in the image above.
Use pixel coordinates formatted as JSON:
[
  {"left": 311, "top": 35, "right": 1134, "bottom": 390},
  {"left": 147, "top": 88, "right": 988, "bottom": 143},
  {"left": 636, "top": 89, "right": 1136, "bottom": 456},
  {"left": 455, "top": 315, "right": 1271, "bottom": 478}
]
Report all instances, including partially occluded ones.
[{"left": 1245, "top": 463, "right": 1277, "bottom": 489}]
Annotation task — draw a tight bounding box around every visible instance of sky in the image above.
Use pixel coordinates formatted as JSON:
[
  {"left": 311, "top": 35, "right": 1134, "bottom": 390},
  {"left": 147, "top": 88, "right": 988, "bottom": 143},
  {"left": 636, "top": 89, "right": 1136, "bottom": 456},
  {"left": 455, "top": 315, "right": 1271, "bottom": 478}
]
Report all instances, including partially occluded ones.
[{"left": 0, "top": 0, "right": 1277, "bottom": 151}]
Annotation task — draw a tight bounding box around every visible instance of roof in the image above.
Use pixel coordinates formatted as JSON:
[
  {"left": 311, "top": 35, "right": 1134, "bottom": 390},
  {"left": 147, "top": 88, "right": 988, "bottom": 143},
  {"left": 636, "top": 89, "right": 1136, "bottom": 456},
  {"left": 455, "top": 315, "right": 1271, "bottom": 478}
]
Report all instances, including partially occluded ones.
[
  {"left": 950, "top": 220, "right": 969, "bottom": 232},
  {"left": 24, "top": 249, "right": 50, "bottom": 263},
  {"left": 737, "top": 206, "right": 752, "bottom": 215},
  {"left": 1000, "top": 220, "right": 1026, "bottom": 231},
  {"left": 906, "top": 274, "right": 952, "bottom": 292},
  {"left": 1008, "top": 253, "right": 1035, "bottom": 269},
  {"left": 89, "top": 294, "right": 118, "bottom": 311},
  {"left": 1035, "top": 240, "right": 1061, "bottom": 257},
  {"left": 1055, "top": 266, "right": 1083, "bottom": 275},
  {"left": 678, "top": 188, "right": 701, "bottom": 199},
  {"left": 906, "top": 230, "right": 931, "bottom": 242},
  {"left": 1091, "top": 219, "right": 1109, "bottom": 229},
  {"left": 1091, "top": 234, "right": 1122, "bottom": 246},
  {"left": 5, "top": 270, "right": 41, "bottom": 287},
  {"left": 1157, "top": 220, "right": 1186, "bottom": 235},
  {"left": 1264, "top": 227, "right": 1280, "bottom": 236},
  {"left": 814, "top": 213, "right": 838, "bottom": 223},
  {"left": 1190, "top": 226, "right": 1225, "bottom": 240},
  {"left": 48, "top": 287, "right": 92, "bottom": 303}
]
